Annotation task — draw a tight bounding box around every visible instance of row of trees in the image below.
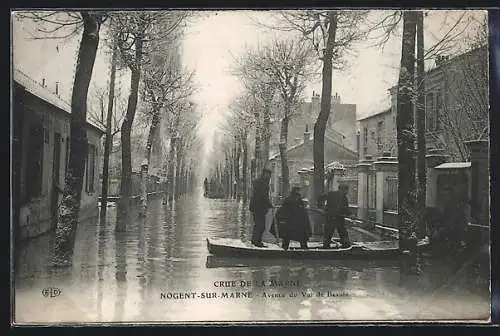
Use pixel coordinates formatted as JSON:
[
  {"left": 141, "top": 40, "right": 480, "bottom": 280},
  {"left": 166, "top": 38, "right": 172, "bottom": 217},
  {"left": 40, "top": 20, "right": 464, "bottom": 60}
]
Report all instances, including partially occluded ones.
[
  {"left": 209, "top": 11, "right": 371, "bottom": 202},
  {"left": 18, "top": 10, "right": 204, "bottom": 265}
]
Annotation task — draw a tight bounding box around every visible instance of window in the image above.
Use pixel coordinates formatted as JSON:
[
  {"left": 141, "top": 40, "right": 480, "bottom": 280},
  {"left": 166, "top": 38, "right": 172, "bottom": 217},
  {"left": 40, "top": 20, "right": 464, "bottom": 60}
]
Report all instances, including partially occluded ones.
[
  {"left": 363, "top": 127, "right": 368, "bottom": 156},
  {"left": 25, "top": 118, "right": 44, "bottom": 201},
  {"left": 376, "top": 121, "right": 384, "bottom": 151},
  {"left": 85, "top": 144, "right": 96, "bottom": 193},
  {"left": 435, "top": 89, "right": 442, "bottom": 130},
  {"left": 425, "top": 92, "right": 434, "bottom": 131}
]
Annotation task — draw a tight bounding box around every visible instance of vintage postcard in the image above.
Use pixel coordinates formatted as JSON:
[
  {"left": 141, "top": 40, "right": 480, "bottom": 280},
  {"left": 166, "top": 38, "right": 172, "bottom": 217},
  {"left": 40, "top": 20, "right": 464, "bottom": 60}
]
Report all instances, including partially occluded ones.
[{"left": 11, "top": 9, "right": 492, "bottom": 324}]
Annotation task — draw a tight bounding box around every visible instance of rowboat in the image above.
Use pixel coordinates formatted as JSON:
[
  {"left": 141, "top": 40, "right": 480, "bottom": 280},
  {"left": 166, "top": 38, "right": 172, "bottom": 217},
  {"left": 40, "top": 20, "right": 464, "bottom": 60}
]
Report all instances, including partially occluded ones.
[
  {"left": 205, "top": 254, "right": 403, "bottom": 269},
  {"left": 206, "top": 237, "right": 430, "bottom": 261}
]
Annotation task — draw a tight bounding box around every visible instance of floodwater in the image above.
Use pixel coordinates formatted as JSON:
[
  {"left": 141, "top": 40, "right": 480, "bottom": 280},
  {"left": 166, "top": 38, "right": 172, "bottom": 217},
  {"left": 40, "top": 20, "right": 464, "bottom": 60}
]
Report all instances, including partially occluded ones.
[{"left": 13, "top": 192, "right": 490, "bottom": 324}]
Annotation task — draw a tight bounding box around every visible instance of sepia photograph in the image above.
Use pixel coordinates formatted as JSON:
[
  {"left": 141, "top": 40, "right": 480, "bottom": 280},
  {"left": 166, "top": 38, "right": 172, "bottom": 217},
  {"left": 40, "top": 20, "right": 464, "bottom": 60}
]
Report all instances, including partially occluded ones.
[{"left": 11, "top": 9, "right": 492, "bottom": 324}]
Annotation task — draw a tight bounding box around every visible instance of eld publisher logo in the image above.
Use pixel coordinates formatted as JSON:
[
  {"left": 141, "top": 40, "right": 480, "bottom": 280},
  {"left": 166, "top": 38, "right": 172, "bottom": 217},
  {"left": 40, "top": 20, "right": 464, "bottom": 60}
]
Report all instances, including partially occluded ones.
[{"left": 42, "top": 287, "right": 61, "bottom": 298}]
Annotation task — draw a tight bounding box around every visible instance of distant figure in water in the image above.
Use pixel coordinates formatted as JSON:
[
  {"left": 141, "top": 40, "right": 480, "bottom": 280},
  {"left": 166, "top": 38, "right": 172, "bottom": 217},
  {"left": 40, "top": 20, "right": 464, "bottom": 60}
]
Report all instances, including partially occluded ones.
[
  {"left": 271, "top": 187, "right": 312, "bottom": 250},
  {"left": 249, "top": 168, "right": 273, "bottom": 248},
  {"left": 203, "top": 177, "right": 208, "bottom": 197}
]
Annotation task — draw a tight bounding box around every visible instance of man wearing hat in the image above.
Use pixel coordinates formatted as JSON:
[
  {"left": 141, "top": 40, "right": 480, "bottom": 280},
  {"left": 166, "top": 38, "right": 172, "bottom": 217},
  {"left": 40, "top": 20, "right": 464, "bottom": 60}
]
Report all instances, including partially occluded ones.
[
  {"left": 317, "top": 184, "right": 352, "bottom": 249},
  {"left": 249, "top": 168, "right": 273, "bottom": 247}
]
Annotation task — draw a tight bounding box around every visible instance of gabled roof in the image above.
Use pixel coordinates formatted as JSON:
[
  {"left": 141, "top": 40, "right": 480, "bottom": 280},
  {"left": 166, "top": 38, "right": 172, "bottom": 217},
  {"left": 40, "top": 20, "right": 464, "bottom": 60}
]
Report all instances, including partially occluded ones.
[
  {"left": 357, "top": 107, "right": 392, "bottom": 122},
  {"left": 13, "top": 68, "right": 106, "bottom": 133},
  {"left": 269, "top": 133, "right": 357, "bottom": 161},
  {"left": 435, "top": 162, "right": 471, "bottom": 169}
]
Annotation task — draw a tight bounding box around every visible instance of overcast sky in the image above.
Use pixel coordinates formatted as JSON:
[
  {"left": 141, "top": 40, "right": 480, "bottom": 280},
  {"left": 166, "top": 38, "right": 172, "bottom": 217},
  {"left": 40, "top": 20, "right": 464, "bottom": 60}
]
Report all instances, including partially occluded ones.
[{"left": 12, "top": 10, "right": 487, "bottom": 158}]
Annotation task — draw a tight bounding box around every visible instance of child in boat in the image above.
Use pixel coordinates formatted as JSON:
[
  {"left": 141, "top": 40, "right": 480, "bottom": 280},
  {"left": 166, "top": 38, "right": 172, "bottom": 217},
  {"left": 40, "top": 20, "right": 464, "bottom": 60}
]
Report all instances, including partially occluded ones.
[{"left": 271, "top": 187, "right": 312, "bottom": 250}]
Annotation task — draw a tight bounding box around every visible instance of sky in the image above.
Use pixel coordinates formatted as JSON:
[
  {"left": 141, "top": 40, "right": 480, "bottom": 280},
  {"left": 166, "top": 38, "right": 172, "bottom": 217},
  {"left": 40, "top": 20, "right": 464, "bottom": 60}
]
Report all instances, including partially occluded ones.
[{"left": 12, "top": 10, "right": 487, "bottom": 160}]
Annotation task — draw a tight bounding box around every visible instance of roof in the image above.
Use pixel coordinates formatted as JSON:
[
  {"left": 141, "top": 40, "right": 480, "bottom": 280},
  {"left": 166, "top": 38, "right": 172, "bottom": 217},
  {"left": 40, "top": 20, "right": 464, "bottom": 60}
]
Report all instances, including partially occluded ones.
[
  {"left": 269, "top": 133, "right": 357, "bottom": 162},
  {"left": 357, "top": 107, "right": 392, "bottom": 122},
  {"left": 13, "top": 68, "right": 106, "bottom": 133},
  {"left": 435, "top": 162, "right": 471, "bottom": 169},
  {"left": 298, "top": 161, "right": 346, "bottom": 174},
  {"left": 269, "top": 137, "right": 309, "bottom": 161}
]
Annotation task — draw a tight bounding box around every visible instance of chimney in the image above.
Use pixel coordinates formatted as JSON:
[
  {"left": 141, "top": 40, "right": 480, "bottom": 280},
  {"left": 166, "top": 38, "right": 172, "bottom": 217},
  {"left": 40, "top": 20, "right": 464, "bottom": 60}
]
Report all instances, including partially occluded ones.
[
  {"left": 304, "top": 124, "right": 311, "bottom": 142},
  {"left": 55, "top": 82, "right": 59, "bottom": 95},
  {"left": 332, "top": 92, "right": 341, "bottom": 105},
  {"left": 435, "top": 55, "right": 449, "bottom": 68}
]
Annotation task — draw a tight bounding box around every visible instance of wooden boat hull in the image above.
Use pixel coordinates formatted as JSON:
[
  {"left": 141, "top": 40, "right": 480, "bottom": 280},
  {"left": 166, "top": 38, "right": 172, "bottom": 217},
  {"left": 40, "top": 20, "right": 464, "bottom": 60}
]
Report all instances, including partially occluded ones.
[{"left": 206, "top": 237, "right": 429, "bottom": 261}]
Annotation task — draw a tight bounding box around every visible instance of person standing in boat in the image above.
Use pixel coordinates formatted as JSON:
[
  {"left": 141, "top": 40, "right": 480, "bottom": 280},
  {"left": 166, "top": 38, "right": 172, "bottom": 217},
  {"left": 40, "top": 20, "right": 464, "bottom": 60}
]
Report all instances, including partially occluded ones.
[
  {"left": 271, "top": 187, "right": 312, "bottom": 250},
  {"left": 317, "top": 184, "right": 352, "bottom": 249},
  {"left": 249, "top": 168, "right": 273, "bottom": 247}
]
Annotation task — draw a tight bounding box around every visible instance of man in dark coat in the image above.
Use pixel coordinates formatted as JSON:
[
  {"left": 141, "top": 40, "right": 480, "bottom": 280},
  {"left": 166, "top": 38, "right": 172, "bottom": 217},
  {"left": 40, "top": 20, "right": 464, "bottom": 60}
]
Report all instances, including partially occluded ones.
[
  {"left": 203, "top": 178, "right": 209, "bottom": 197},
  {"left": 249, "top": 168, "right": 273, "bottom": 247},
  {"left": 317, "top": 184, "right": 351, "bottom": 248},
  {"left": 271, "top": 187, "right": 312, "bottom": 250}
]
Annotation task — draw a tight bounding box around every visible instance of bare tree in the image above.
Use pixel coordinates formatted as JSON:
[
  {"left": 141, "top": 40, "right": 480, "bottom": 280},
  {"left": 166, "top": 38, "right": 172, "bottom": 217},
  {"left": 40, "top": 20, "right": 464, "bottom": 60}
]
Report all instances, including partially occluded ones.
[
  {"left": 16, "top": 11, "right": 107, "bottom": 264},
  {"left": 109, "top": 11, "right": 189, "bottom": 229},
  {"left": 429, "top": 16, "right": 488, "bottom": 161},
  {"left": 253, "top": 10, "right": 369, "bottom": 203},
  {"left": 232, "top": 50, "right": 278, "bottom": 174},
  {"left": 138, "top": 35, "right": 195, "bottom": 213},
  {"left": 432, "top": 45, "right": 488, "bottom": 161},
  {"left": 245, "top": 38, "right": 315, "bottom": 197},
  {"left": 226, "top": 94, "right": 258, "bottom": 200}
]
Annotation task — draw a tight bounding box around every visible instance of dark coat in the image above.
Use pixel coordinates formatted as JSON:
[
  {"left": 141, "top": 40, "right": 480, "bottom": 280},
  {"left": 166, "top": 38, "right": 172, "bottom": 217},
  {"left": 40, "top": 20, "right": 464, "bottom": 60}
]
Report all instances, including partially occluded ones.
[
  {"left": 318, "top": 191, "right": 350, "bottom": 217},
  {"left": 271, "top": 198, "right": 312, "bottom": 242},
  {"left": 249, "top": 177, "right": 272, "bottom": 213}
]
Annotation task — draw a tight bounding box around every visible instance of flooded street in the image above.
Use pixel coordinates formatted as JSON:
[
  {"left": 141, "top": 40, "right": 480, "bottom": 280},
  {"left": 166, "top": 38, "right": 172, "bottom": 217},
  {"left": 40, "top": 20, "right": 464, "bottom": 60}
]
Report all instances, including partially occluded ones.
[{"left": 14, "top": 192, "right": 490, "bottom": 324}]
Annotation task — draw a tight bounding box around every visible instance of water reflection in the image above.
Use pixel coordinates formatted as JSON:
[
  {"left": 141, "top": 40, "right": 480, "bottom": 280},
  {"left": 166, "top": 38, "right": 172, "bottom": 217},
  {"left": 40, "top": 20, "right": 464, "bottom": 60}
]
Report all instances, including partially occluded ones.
[{"left": 14, "top": 193, "right": 490, "bottom": 323}]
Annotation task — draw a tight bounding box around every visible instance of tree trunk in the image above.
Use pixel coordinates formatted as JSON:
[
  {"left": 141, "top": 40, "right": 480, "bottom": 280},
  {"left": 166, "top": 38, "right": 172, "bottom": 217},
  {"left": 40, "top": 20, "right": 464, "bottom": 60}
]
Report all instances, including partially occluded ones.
[
  {"left": 139, "top": 107, "right": 161, "bottom": 215},
  {"left": 262, "top": 103, "right": 272, "bottom": 168},
  {"left": 242, "top": 135, "right": 249, "bottom": 202},
  {"left": 253, "top": 110, "right": 262, "bottom": 179},
  {"left": 54, "top": 13, "right": 101, "bottom": 264},
  {"left": 175, "top": 147, "right": 183, "bottom": 199},
  {"left": 313, "top": 11, "right": 337, "bottom": 205},
  {"left": 396, "top": 11, "right": 418, "bottom": 261},
  {"left": 416, "top": 11, "right": 427, "bottom": 240},
  {"left": 100, "top": 40, "right": 117, "bottom": 221},
  {"left": 279, "top": 114, "right": 290, "bottom": 198},
  {"left": 118, "top": 37, "right": 143, "bottom": 231},
  {"left": 250, "top": 159, "right": 256, "bottom": 187},
  {"left": 167, "top": 135, "right": 177, "bottom": 202},
  {"left": 234, "top": 142, "right": 241, "bottom": 199}
]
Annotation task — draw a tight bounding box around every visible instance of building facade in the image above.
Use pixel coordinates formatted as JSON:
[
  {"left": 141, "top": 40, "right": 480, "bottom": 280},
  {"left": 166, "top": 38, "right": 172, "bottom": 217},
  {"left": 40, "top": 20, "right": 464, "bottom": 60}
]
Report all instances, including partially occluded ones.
[
  {"left": 12, "top": 69, "right": 105, "bottom": 241},
  {"left": 269, "top": 92, "right": 358, "bottom": 155},
  {"left": 358, "top": 45, "right": 488, "bottom": 161},
  {"left": 269, "top": 128, "right": 358, "bottom": 201}
]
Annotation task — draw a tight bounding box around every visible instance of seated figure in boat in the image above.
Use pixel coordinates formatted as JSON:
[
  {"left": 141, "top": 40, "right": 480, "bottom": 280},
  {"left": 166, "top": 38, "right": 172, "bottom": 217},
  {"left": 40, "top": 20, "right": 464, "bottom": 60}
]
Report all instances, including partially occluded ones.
[
  {"left": 317, "top": 184, "right": 352, "bottom": 249},
  {"left": 271, "top": 187, "right": 312, "bottom": 250}
]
